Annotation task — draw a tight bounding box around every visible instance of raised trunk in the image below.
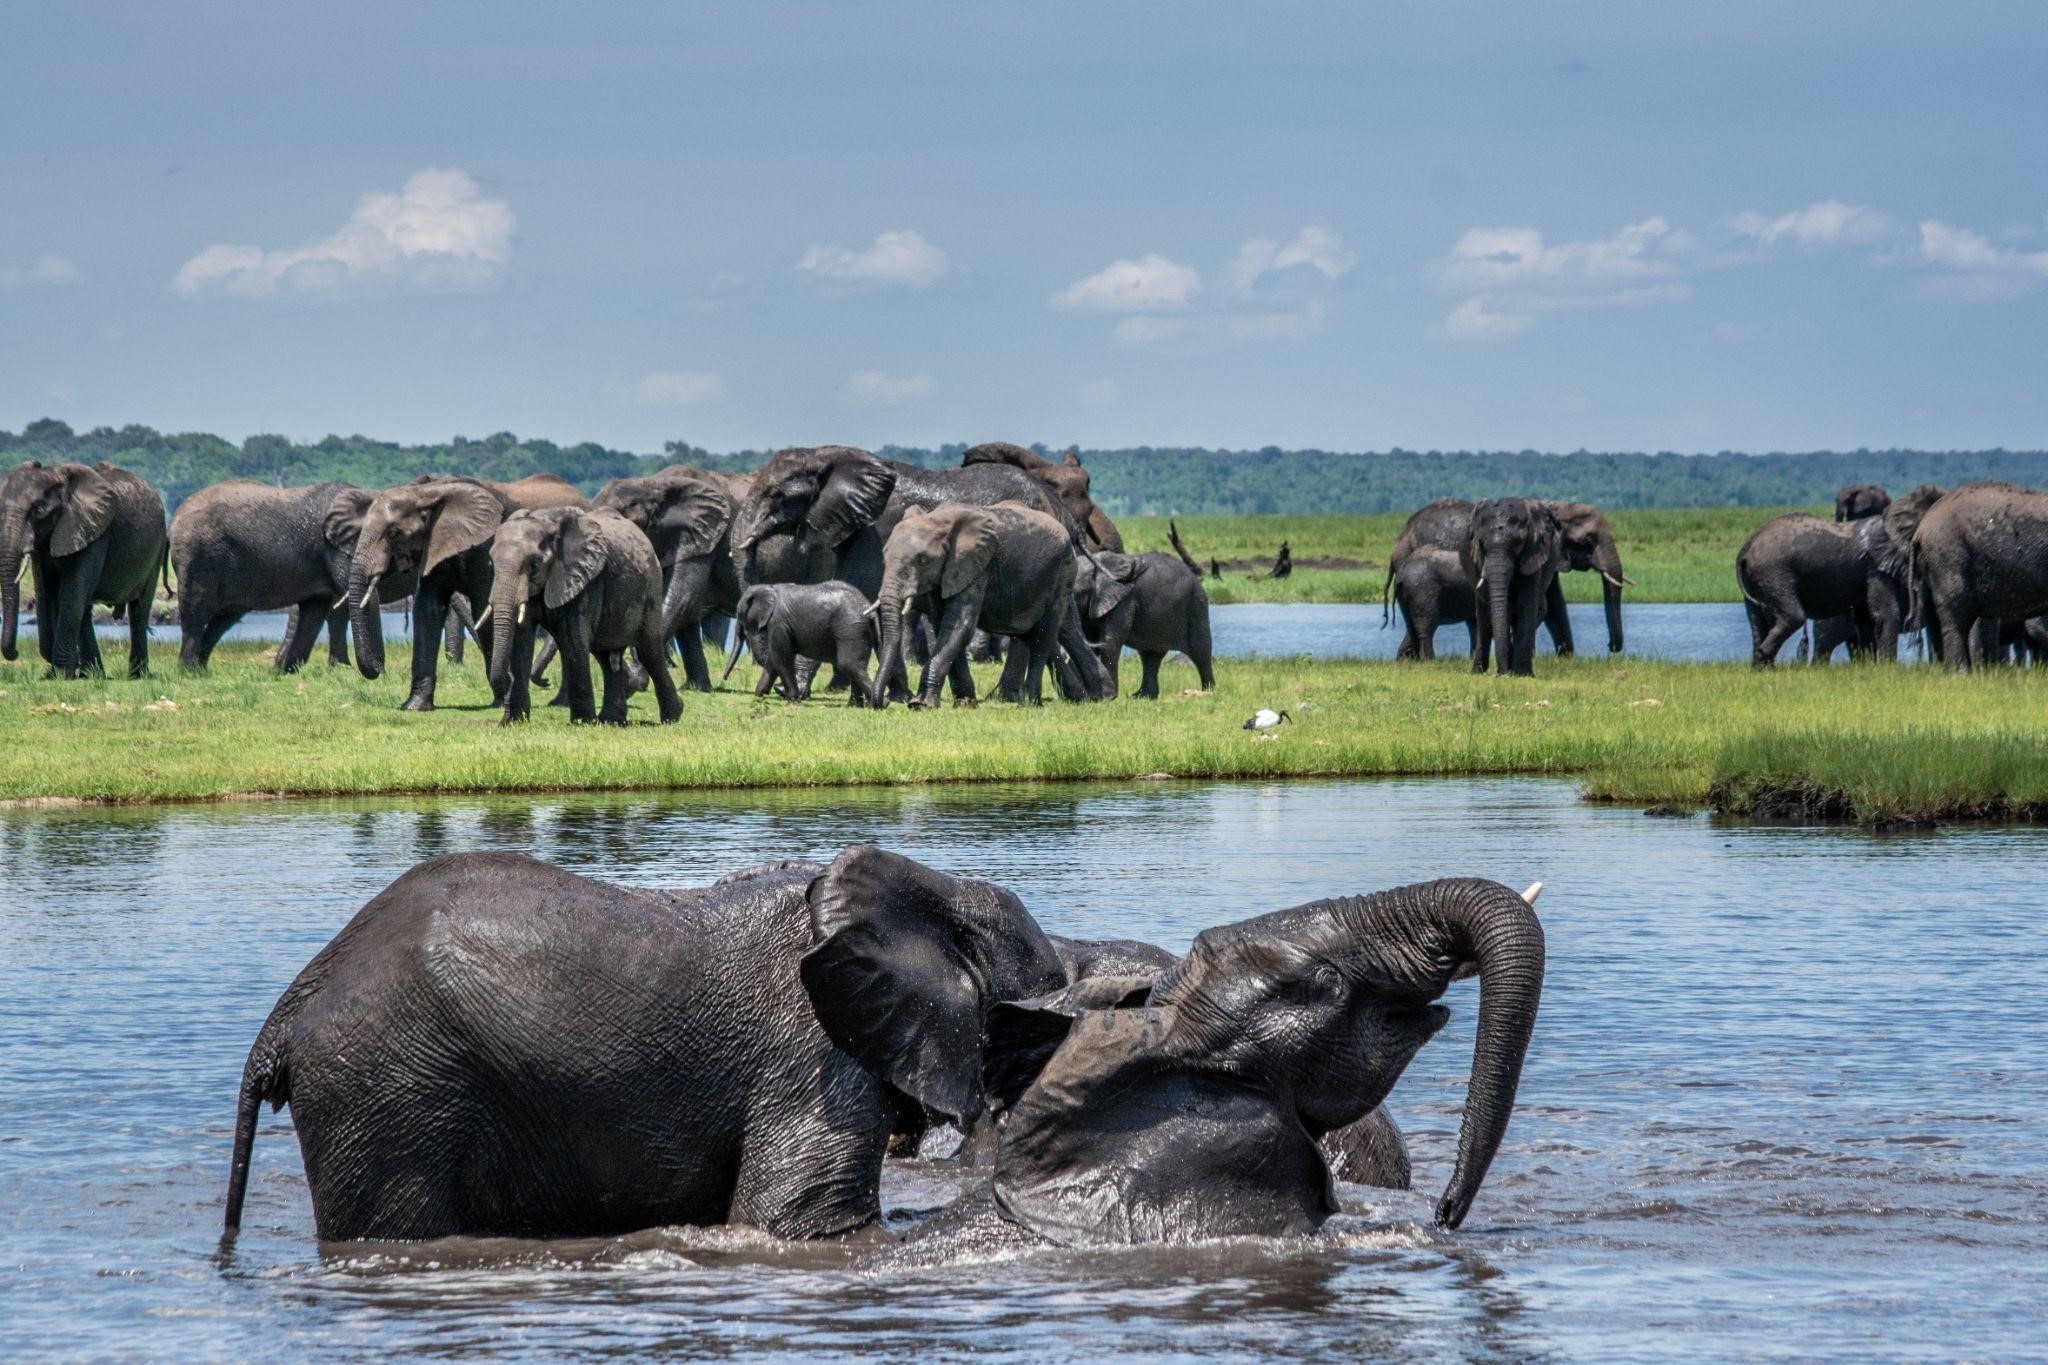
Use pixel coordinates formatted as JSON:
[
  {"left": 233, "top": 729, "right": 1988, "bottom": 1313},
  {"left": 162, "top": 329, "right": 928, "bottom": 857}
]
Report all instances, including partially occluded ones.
[
  {"left": 345, "top": 561, "right": 384, "bottom": 680},
  {"left": 1596, "top": 539, "right": 1626, "bottom": 653},
  {"left": 0, "top": 508, "right": 23, "bottom": 660},
  {"left": 487, "top": 574, "right": 524, "bottom": 694},
  {"left": 1485, "top": 550, "right": 1513, "bottom": 673}
]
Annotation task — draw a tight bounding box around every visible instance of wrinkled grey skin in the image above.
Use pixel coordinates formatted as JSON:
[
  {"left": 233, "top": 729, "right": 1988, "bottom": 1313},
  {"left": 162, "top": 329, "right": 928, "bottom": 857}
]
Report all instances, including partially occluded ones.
[
  {"left": 1386, "top": 498, "right": 1627, "bottom": 656},
  {"left": 346, "top": 473, "right": 588, "bottom": 710},
  {"left": 729, "top": 446, "right": 1111, "bottom": 702},
  {"left": 862, "top": 877, "right": 1543, "bottom": 1262},
  {"left": 1, "top": 460, "right": 167, "bottom": 678},
  {"left": 169, "top": 479, "right": 377, "bottom": 672},
  {"left": 1463, "top": 498, "right": 1564, "bottom": 677},
  {"left": 223, "top": 846, "right": 1071, "bottom": 1243},
  {"left": 1835, "top": 484, "right": 1891, "bottom": 523},
  {"left": 1913, "top": 481, "right": 2048, "bottom": 671},
  {"left": 722, "top": 581, "right": 879, "bottom": 706},
  {"left": 594, "top": 466, "right": 743, "bottom": 691},
  {"left": 960, "top": 443, "right": 1124, "bottom": 552},
  {"left": 485, "top": 506, "right": 682, "bottom": 725},
  {"left": 1071, "top": 549, "right": 1215, "bottom": 698},
  {"left": 1389, "top": 546, "right": 1477, "bottom": 662},
  {"left": 1735, "top": 489, "right": 1936, "bottom": 666},
  {"left": 874, "top": 502, "right": 1076, "bottom": 709}
]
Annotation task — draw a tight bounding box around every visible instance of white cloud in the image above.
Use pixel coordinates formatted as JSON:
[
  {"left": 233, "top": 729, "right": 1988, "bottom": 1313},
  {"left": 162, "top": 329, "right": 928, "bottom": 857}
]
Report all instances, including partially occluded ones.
[
  {"left": 1432, "top": 296, "right": 1533, "bottom": 342},
  {"left": 840, "top": 370, "right": 936, "bottom": 406},
  {"left": 1052, "top": 254, "right": 1201, "bottom": 311},
  {"left": 173, "top": 168, "right": 513, "bottom": 298},
  {"left": 1077, "top": 378, "right": 1120, "bottom": 406},
  {"left": 632, "top": 372, "right": 726, "bottom": 406},
  {"left": 1438, "top": 217, "right": 1683, "bottom": 292},
  {"left": 797, "top": 230, "right": 949, "bottom": 287},
  {"left": 1731, "top": 200, "right": 1891, "bottom": 249},
  {"left": 1912, "top": 220, "right": 2048, "bottom": 301},
  {"left": 1, "top": 255, "right": 82, "bottom": 289},
  {"left": 1227, "top": 226, "right": 1355, "bottom": 293}
]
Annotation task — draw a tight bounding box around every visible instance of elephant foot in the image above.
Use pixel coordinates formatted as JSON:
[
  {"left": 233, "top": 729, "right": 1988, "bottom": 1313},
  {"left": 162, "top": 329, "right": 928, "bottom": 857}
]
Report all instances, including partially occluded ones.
[
  {"left": 401, "top": 693, "right": 435, "bottom": 712},
  {"left": 907, "top": 695, "right": 937, "bottom": 710},
  {"left": 499, "top": 710, "right": 530, "bottom": 726},
  {"left": 953, "top": 696, "right": 977, "bottom": 709},
  {"left": 533, "top": 673, "right": 551, "bottom": 689}
]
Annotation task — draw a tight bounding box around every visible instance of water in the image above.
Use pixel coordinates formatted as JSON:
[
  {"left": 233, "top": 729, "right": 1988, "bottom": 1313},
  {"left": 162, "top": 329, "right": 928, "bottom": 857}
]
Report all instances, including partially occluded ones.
[{"left": 4, "top": 778, "right": 2043, "bottom": 1359}]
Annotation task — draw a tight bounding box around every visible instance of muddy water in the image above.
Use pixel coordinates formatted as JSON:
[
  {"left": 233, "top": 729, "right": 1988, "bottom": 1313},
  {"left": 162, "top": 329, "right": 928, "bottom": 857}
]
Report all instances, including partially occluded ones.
[{"left": 3, "top": 779, "right": 2043, "bottom": 1358}]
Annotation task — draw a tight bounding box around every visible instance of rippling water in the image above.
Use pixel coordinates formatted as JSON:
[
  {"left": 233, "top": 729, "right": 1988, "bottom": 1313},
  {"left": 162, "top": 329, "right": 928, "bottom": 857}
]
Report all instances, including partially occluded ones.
[{"left": 4, "top": 779, "right": 2044, "bottom": 1358}]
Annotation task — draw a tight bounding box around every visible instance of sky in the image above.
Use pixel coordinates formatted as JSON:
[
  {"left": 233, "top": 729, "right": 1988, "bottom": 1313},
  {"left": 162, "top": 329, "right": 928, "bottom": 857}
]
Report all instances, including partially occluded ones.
[{"left": 4, "top": 1, "right": 2048, "bottom": 455}]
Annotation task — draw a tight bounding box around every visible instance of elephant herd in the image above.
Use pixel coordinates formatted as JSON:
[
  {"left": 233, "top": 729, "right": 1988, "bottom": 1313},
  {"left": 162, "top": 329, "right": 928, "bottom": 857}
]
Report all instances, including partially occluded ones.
[
  {"left": 225, "top": 843, "right": 1546, "bottom": 1252},
  {"left": 1, "top": 444, "right": 1219, "bottom": 720},
  {"left": 1739, "top": 482, "right": 2048, "bottom": 669}
]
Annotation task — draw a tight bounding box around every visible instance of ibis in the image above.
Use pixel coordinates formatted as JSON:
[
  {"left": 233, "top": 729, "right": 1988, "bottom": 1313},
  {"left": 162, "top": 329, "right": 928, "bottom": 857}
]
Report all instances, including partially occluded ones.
[{"left": 1243, "top": 708, "right": 1290, "bottom": 736}]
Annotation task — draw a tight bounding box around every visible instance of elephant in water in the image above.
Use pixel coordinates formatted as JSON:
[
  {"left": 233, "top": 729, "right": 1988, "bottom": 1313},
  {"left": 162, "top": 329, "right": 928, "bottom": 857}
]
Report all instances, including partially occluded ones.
[
  {"left": 224, "top": 846, "right": 1071, "bottom": 1243},
  {"left": 1, "top": 459, "right": 167, "bottom": 678},
  {"left": 1912, "top": 481, "right": 2048, "bottom": 670}
]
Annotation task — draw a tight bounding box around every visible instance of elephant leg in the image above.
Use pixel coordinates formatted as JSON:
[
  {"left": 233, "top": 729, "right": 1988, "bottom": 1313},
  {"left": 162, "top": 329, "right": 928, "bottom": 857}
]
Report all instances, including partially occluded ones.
[
  {"left": 1054, "top": 603, "right": 1112, "bottom": 700},
  {"left": 729, "top": 1104, "right": 891, "bottom": 1240},
  {"left": 995, "top": 639, "right": 1028, "bottom": 700},
  {"left": 839, "top": 642, "right": 877, "bottom": 707},
  {"left": 532, "top": 630, "right": 559, "bottom": 688},
  {"left": 1752, "top": 605, "right": 1803, "bottom": 668},
  {"left": 753, "top": 660, "right": 778, "bottom": 698},
  {"left": 402, "top": 580, "right": 449, "bottom": 711},
  {"left": 1512, "top": 577, "right": 1547, "bottom": 675},
  {"left": 52, "top": 562, "right": 98, "bottom": 678},
  {"left": 1935, "top": 608, "right": 1974, "bottom": 674},
  {"left": 126, "top": 589, "right": 151, "bottom": 678},
  {"left": 673, "top": 615, "right": 712, "bottom": 692},
  {"left": 596, "top": 649, "right": 632, "bottom": 725},
  {"left": 443, "top": 597, "right": 468, "bottom": 665},
  {"left": 558, "top": 616, "right": 598, "bottom": 723},
  {"left": 635, "top": 625, "right": 684, "bottom": 723},
  {"left": 794, "top": 653, "right": 822, "bottom": 699},
  {"left": 325, "top": 602, "right": 352, "bottom": 667},
  {"left": 947, "top": 644, "right": 977, "bottom": 706},
  {"left": 1137, "top": 650, "right": 1165, "bottom": 699},
  {"left": 1015, "top": 611, "right": 1061, "bottom": 705},
  {"left": 276, "top": 598, "right": 329, "bottom": 674},
  {"left": 918, "top": 598, "right": 980, "bottom": 708},
  {"left": 1320, "top": 1105, "right": 1413, "bottom": 1191},
  {"left": 178, "top": 585, "right": 218, "bottom": 670},
  {"left": 1470, "top": 605, "right": 1493, "bottom": 675},
  {"left": 1187, "top": 611, "right": 1215, "bottom": 690},
  {"left": 1542, "top": 577, "right": 1575, "bottom": 657}
]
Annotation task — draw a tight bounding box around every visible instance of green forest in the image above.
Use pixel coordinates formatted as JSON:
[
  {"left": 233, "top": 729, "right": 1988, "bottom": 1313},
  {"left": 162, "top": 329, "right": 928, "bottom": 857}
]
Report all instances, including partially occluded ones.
[{"left": 5, "top": 416, "right": 2046, "bottom": 516}]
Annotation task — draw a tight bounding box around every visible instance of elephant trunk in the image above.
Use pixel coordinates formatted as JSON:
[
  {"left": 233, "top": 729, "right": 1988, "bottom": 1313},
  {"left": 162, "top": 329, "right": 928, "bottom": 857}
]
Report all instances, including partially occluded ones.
[
  {"left": 1484, "top": 549, "right": 1513, "bottom": 672},
  {"left": 874, "top": 588, "right": 909, "bottom": 709},
  {"left": 487, "top": 573, "right": 525, "bottom": 694},
  {"left": 659, "top": 558, "right": 693, "bottom": 635},
  {"left": 1, "top": 507, "right": 24, "bottom": 661},
  {"left": 720, "top": 627, "right": 746, "bottom": 681},
  {"left": 345, "top": 555, "right": 384, "bottom": 680},
  {"left": 1596, "top": 538, "right": 1626, "bottom": 653}
]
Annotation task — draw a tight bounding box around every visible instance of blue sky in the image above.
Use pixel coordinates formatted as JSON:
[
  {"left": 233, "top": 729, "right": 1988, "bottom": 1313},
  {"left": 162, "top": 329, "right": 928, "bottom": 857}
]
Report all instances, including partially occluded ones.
[{"left": 4, "top": 1, "right": 2046, "bottom": 454}]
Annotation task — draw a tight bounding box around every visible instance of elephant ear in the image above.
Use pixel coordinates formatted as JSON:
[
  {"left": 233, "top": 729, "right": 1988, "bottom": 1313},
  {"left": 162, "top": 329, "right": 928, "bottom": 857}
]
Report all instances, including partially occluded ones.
[
  {"left": 321, "top": 487, "right": 376, "bottom": 554},
  {"left": 422, "top": 481, "right": 507, "bottom": 578},
  {"left": 51, "top": 465, "right": 116, "bottom": 557},
  {"left": 655, "top": 475, "right": 731, "bottom": 563},
  {"left": 800, "top": 845, "right": 1067, "bottom": 1128},
  {"left": 1087, "top": 551, "right": 1140, "bottom": 619},
  {"left": 1519, "top": 504, "right": 1563, "bottom": 577},
  {"left": 545, "top": 511, "right": 610, "bottom": 609},
  {"left": 941, "top": 508, "right": 1000, "bottom": 597},
  {"left": 806, "top": 448, "right": 896, "bottom": 548},
  {"left": 992, "top": 1007, "right": 1335, "bottom": 1246},
  {"left": 983, "top": 975, "right": 1155, "bottom": 1113}
]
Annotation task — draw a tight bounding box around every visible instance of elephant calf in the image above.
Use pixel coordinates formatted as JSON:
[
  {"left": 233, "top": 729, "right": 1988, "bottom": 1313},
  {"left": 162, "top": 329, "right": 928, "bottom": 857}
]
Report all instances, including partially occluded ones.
[
  {"left": 721, "top": 581, "right": 879, "bottom": 706},
  {"left": 1390, "top": 546, "right": 1476, "bottom": 662},
  {"left": 485, "top": 505, "right": 683, "bottom": 725},
  {"left": 1735, "top": 511, "right": 1912, "bottom": 666},
  {"left": 1071, "top": 549, "right": 1215, "bottom": 698}
]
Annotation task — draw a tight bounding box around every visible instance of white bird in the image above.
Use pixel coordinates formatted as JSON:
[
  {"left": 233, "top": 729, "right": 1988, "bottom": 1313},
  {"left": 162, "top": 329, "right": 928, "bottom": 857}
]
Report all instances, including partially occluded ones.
[{"left": 1243, "top": 708, "right": 1290, "bottom": 736}]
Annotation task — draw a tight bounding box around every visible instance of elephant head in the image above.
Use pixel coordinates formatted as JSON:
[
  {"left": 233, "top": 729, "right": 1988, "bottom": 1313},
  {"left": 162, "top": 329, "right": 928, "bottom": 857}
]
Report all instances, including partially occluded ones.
[
  {"left": 1467, "top": 498, "right": 1562, "bottom": 664},
  {"left": 730, "top": 446, "right": 896, "bottom": 581},
  {"left": 1542, "top": 500, "right": 1629, "bottom": 653},
  {"left": 987, "top": 878, "right": 1545, "bottom": 1244},
  {"left": 484, "top": 507, "right": 609, "bottom": 693},
  {"left": 2, "top": 461, "right": 116, "bottom": 660},
  {"left": 1835, "top": 484, "right": 1891, "bottom": 523},
  {"left": 721, "top": 583, "right": 784, "bottom": 683},
  {"left": 962, "top": 443, "right": 1122, "bottom": 552},
  {"left": 345, "top": 477, "right": 506, "bottom": 679},
  {"left": 596, "top": 466, "right": 732, "bottom": 566},
  {"left": 873, "top": 505, "right": 998, "bottom": 707},
  {"left": 1071, "top": 548, "right": 1142, "bottom": 626}
]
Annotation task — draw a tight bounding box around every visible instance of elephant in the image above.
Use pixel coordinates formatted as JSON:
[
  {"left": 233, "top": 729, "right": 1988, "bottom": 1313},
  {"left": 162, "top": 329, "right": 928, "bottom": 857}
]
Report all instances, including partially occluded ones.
[
  {"left": 593, "top": 466, "right": 745, "bottom": 691},
  {"left": 1388, "top": 546, "right": 1477, "bottom": 662},
  {"left": 960, "top": 442, "right": 1123, "bottom": 552},
  {"left": 1835, "top": 484, "right": 1890, "bottom": 522},
  {"left": 1386, "top": 498, "right": 1629, "bottom": 656},
  {"left": 1070, "top": 548, "right": 1215, "bottom": 698},
  {"left": 484, "top": 506, "right": 682, "bottom": 726},
  {"left": 728, "top": 445, "right": 1111, "bottom": 702},
  {"left": 1913, "top": 481, "right": 2048, "bottom": 671},
  {"left": 223, "top": 846, "right": 1072, "bottom": 1243},
  {"left": 168, "top": 479, "right": 378, "bottom": 672},
  {"left": 1463, "top": 498, "right": 1564, "bottom": 676},
  {"left": 873, "top": 501, "right": 1077, "bottom": 709},
  {"left": 861, "top": 876, "right": 1545, "bottom": 1260},
  {"left": 720, "top": 581, "right": 879, "bottom": 706},
  {"left": 345, "top": 473, "right": 588, "bottom": 710},
  {"left": 1735, "top": 498, "right": 1926, "bottom": 666},
  {"left": 1, "top": 460, "right": 168, "bottom": 679}
]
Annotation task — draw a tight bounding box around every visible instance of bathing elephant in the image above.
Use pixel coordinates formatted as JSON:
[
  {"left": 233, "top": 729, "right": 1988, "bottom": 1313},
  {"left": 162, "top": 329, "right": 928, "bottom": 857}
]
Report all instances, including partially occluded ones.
[
  {"left": 1, "top": 460, "right": 167, "bottom": 678},
  {"left": 1913, "top": 481, "right": 2048, "bottom": 671},
  {"left": 484, "top": 506, "right": 682, "bottom": 726},
  {"left": 960, "top": 442, "right": 1123, "bottom": 552},
  {"left": 1463, "top": 498, "right": 1563, "bottom": 676},
  {"left": 169, "top": 479, "right": 378, "bottom": 672},
  {"left": 1835, "top": 484, "right": 1890, "bottom": 523},
  {"left": 224, "top": 846, "right": 1072, "bottom": 1243},
  {"left": 1386, "top": 498, "right": 1628, "bottom": 656},
  {"left": 345, "top": 473, "right": 587, "bottom": 710},
  {"left": 862, "top": 876, "right": 1545, "bottom": 1260},
  {"left": 874, "top": 501, "right": 1077, "bottom": 708},
  {"left": 721, "top": 581, "right": 878, "bottom": 706},
  {"left": 1071, "top": 548, "right": 1214, "bottom": 698},
  {"left": 593, "top": 465, "right": 743, "bottom": 691},
  {"left": 1389, "top": 546, "right": 1477, "bottom": 662},
  {"left": 1735, "top": 494, "right": 1926, "bottom": 666}
]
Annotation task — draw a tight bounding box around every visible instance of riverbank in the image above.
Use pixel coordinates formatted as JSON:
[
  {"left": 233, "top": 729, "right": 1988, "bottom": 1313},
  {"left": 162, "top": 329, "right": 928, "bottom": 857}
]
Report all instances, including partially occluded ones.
[
  {"left": 1120, "top": 505, "right": 1808, "bottom": 604},
  {"left": 3, "top": 643, "right": 2042, "bottom": 821}
]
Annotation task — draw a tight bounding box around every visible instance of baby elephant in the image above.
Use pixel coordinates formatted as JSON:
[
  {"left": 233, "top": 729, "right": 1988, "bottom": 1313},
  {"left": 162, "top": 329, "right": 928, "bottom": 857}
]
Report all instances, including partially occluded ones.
[
  {"left": 485, "top": 506, "right": 683, "bottom": 725},
  {"left": 722, "top": 581, "right": 879, "bottom": 706}
]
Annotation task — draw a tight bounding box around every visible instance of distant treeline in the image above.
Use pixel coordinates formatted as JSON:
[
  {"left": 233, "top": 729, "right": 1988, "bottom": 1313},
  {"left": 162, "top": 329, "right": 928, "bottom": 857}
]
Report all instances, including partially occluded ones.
[{"left": 6, "top": 417, "right": 2047, "bottom": 516}]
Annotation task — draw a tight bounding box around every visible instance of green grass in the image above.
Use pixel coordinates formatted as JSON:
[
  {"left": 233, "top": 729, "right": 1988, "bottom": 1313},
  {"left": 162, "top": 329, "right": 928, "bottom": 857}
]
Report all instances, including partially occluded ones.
[
  {"left": 1119, "top": 505, "right": 1813, "bottom": 605},
  {"left": 4, "top": 641, "right": 2044, "bottom": 823}
]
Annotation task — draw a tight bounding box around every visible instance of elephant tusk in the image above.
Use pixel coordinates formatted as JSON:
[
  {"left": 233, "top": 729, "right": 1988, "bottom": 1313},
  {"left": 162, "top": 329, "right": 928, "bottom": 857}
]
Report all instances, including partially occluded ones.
[
  {"left": 1622, "top": 573, "right": 1637, "bottom": 586},
  {"left": 1475, "top": 574, "right": 1486, "bottom": 590},
  {"left": 1601, "top": 571, "right": 1632, "bottom": 590},
  {"left": 517, "top": 601, "right": 528, "bottom": 625},
  {"left": 1520, "top": 881, "right": 1543, "bottom": 905},
  {"left": 862, "top": 601, "right": 878, "bottom": 617},
  {"left": 356, "top": 576, "right": 381, "bottom": 611},
  {"left": 15, "top": 558, "right": 28, "bottom": 584},
  {"left": 473, "top": 603, "right": 492, "bottom": 631}
]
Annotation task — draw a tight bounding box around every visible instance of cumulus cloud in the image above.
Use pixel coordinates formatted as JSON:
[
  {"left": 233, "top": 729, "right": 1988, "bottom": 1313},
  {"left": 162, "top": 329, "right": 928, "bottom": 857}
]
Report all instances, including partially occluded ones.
[
  {"left": 1731, "top": 199, "right": 1891, "bottom": 249},
  {"left": 797, "top": 230, "right": 949, "bottom": 287},
  {"left": 1438, "top": 217, "right": 1684, "bottom": 292},
  {"left": 1431, "top": 296, "right": 1534, "bottom": 342},
  {"left": 841, "top": 370, "right": 936, "bottom": 406},
  {"left": 631, "top": 372, "right": 726, "bottom": 406},
  {"left": 1077, "top": 378, "right": 1120, "bottom": 406},
  {"left": 1052, "top": 254, "right": 1201, "bottom": 311},
  {"left": 172, "top": 169, "right": 513, "bottom": 298},
  {"left": 1911, "top": 220, "right": 2048, "bottom": 300},
  {"left": 1226, "top": 226, "right": 1355, "bottom": 294},
  {"left": 1, "top": 255, "right": 83, "bottom": 289}
]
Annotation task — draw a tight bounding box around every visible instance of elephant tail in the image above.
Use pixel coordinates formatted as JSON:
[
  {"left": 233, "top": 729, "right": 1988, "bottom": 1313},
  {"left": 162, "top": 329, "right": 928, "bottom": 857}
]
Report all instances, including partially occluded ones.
[
  {"left": 160, "top": 540, "right": 175, "bottom": 600},
  {"left": 224, "top": 1004, "right": 296, "bottom": 1232},
  {"left": 1381, "top": 562, "right": 1395, "bottom": 629}
]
